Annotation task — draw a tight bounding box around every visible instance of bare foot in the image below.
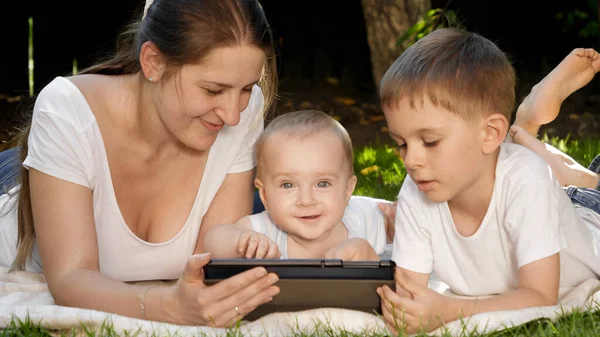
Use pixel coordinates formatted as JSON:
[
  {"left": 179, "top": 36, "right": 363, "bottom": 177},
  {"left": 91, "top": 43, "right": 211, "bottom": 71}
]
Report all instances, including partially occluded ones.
[{"left": 514, "top": 48, "right": 600, "bottom": 136}]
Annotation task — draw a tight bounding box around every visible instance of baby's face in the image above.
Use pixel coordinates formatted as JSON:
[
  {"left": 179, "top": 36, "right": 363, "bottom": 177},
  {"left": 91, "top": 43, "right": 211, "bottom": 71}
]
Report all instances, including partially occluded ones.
[
  {"left": 383, "top": 97, "right": 489, "bottom": 203},
  {"left": 256, "top": 130, "right": 356, "bottom": 243}
]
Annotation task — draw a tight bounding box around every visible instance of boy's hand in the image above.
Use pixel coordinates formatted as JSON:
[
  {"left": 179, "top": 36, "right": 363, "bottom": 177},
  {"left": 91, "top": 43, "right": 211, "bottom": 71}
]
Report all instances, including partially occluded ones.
[
  {"left": 377, "top": 270, "right": 449, "bottom": 334},
  {"left": 324, "top": 238, "right": 380, "bottom": 261},
  {"left": 237, "top": 231, "right": 281, "bottom": 259}
]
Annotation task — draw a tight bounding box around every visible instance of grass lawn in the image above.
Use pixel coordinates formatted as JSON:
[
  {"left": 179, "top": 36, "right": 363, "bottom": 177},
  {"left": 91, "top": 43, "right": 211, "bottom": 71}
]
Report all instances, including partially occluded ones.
[{"left": 4, "top": 135, "right": 600, "bottom": 336}]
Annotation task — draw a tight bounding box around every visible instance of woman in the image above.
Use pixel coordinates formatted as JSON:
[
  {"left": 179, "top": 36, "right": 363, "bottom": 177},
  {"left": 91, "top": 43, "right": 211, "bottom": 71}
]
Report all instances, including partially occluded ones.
[{"left": 0, "top": 0, "right": 280, "bottom": 327}]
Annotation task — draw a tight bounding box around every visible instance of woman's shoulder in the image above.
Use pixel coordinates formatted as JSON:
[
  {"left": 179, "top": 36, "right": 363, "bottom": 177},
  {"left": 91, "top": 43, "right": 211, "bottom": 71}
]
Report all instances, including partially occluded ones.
[{"left": 33, "top": 75, "right": 99, "bottom": 131}]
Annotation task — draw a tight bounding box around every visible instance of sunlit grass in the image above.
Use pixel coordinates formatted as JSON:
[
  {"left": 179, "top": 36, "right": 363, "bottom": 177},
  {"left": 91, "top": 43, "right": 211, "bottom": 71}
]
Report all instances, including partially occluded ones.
[{"left": 353, "top": 144, "right": 405, "bottom": 201}]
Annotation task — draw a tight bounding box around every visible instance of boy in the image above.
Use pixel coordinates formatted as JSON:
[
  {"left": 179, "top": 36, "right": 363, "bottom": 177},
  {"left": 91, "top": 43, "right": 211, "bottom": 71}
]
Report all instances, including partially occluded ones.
[
  {"left": 204, "top": 110, "right": 393, "bottom": 260},
  {"left": 376, "top": 28, "right": 600, "bottom": 334}
]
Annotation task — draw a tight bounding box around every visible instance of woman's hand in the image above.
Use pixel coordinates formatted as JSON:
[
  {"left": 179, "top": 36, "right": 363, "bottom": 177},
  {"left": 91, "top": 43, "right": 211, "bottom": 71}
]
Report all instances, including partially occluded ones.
[
  {"left": 510, "top": 125, "right": 600, "bottom": 188},
  {"left": 169, "top": 253, "right": 280, "bottom": 327}
]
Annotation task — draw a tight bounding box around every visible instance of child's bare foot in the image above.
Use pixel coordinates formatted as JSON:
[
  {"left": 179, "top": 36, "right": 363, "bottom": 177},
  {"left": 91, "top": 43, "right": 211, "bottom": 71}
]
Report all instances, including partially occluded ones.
[{"left": 514, "top": 48, "right": 600, "bottom": 136}]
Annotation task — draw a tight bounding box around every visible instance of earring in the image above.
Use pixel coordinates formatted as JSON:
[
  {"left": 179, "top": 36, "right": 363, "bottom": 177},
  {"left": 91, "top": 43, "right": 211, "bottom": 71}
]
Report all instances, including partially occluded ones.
[{"left": 148, "top": 76, "right": 154, "bottom": 82}]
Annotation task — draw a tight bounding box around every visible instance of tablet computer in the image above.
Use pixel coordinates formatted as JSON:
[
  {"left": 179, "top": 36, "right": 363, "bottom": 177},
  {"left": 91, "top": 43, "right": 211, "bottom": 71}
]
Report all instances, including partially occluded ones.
[{"left": 203, "top": 259, "right": 396, "bottom": 320}]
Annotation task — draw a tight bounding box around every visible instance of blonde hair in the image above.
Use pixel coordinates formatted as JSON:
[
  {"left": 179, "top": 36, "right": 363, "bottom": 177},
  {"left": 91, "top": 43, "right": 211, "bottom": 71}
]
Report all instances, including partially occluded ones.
[
  {"left": 255, "top": 110, "right": 354, "bottom": 176},
  {"left": 380, "top": 28, "right": 515, "bottom": 121}
]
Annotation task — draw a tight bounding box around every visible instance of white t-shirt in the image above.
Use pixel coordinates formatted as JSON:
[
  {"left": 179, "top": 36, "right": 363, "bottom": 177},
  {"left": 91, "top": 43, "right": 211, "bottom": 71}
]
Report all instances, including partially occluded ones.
[
  {"left": 0, "top": 76, "right": 264, "bottom": 282},
  {"left": 392, "top": 143, "right": 600, "bottom": 296},
  {"left": 249, "top": 196, "right": 389, "bottom": 258}
]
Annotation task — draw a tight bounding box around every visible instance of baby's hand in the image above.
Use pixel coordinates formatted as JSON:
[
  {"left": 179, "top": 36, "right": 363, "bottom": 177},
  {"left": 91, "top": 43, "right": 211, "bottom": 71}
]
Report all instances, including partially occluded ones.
[
  {"left": 324, "top": 238, "right": 380, "bottom": 261},
  {"left": 237, "top": 231, "right": 281, "bottom": 259}
]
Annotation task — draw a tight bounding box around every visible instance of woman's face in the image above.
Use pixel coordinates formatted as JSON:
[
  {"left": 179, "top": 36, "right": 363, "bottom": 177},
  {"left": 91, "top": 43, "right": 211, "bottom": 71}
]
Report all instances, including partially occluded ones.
[{"left": 156, "top": 44, "right": 266, "bottom": 151}]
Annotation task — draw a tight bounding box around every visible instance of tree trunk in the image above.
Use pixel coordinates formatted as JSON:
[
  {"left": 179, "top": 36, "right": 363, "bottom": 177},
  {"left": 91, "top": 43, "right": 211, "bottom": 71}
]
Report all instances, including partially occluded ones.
[{"left": 361, "top": 0, "right": 430, "bottom": 89}]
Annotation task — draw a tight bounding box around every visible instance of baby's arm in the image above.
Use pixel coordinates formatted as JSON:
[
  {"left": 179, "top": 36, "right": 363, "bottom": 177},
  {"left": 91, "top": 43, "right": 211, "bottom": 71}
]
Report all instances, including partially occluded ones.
[{"left": 203, "top": 217, "right": 281, "bottom": 259}]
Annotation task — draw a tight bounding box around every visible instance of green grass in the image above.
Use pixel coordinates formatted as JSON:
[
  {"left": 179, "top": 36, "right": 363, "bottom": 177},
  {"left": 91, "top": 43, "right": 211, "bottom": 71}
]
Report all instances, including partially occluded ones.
[
  {"left": 5, "top": 135, "right": 600, "bottom": 336},
  {"left": 5, "top": 308, "right": 600, "bottom": 336},
  {"left": 353, "top": 144, "right": 406, "bottom": 201}
]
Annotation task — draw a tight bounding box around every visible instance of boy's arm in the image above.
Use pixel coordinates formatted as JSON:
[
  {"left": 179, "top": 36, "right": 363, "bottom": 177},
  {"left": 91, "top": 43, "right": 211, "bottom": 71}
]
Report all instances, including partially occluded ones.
[
  {"left": 446, "top": 254, "right": 559, "bottom": 320},
  {"left": 380, "top": 254, "right": 559, "bottom": 334},
  {"left": 202, "top": 217, "right": 252, "bottom": 258},
  {"left": 448, "top": 253, "right": 559, "bottom": 317}
]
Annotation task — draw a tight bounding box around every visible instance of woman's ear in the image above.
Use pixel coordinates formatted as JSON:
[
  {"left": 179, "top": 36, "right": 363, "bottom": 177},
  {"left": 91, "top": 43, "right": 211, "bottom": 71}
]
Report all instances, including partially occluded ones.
[
  {"left": 481, "top": 113, "right": 509, "bottom": 154},
  {"left": 139, "top": 41, "right": 166, "bottom": 82},
  {"left": 254, "top": 178, "right": 268, "bottom": 210}
]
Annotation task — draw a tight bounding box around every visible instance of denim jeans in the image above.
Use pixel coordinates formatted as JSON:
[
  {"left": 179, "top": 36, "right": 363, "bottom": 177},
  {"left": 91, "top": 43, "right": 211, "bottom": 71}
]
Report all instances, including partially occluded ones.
[
  {"left": 252, "top": 190, "right": 265, "bottom": 214},
  {"left": 564, "top": 154, "right": 600, "bottom": 215},
  {"left": 0, "top": 147, "right": 21, "bottom": 195}
]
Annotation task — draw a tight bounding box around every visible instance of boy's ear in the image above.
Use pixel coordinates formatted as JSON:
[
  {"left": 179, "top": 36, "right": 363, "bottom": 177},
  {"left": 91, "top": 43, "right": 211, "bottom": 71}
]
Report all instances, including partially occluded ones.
[
  {"left": 139, "top": 41, "right": 166, "bottom": 82},
  {"left": 254, "top": 178, "right": 268, "bottom": 210},
  {"left": 346, "top": 175, "right": 358, "bottom": 203},
  {"left": 481, "top": 113, "right": 509, "bottom": 154}
]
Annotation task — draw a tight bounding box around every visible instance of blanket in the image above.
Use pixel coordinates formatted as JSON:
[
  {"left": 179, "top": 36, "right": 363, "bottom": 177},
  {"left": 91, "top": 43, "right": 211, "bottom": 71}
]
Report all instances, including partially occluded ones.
[{"left": 2, "top": 265, "right": 600, "bottom": 336}]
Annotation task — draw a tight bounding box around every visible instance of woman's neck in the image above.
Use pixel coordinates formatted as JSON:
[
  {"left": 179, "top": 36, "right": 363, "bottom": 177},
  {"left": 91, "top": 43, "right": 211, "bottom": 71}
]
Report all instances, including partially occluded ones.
[{"left": 121, "top": 74, "right": 186, "bottom": 161}]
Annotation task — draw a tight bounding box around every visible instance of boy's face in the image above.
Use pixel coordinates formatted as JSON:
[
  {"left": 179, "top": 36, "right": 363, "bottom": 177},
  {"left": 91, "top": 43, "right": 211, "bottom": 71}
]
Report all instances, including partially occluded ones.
[
  {"left": 384, "top": 97, "right": 490, "bottom": 203},
  {"left": 255, "top": 130, "right": 357, "bottom": 243}
]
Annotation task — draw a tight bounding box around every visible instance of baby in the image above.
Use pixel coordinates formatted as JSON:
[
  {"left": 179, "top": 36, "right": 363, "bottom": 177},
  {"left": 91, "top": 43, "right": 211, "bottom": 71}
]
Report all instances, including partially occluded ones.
[{"left": 204, "top": 110, "right": 393, "bottom": 260}]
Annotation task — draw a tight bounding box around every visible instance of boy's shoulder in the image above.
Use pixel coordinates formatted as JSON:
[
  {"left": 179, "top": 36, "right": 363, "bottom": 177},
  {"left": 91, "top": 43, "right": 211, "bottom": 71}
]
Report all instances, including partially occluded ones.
[
  {"left": 498, "top": 142, "right": 554, "bottom": 178},
  {"left": 496, "top": 142, "right": 560, "bottom": 195}
]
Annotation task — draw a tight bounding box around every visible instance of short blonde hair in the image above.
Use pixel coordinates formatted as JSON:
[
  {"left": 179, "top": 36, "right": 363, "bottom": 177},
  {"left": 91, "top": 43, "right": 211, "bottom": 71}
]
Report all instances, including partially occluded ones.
[
  {"left": 380, "top": 28, "right": 516, "bottom": 121},
  {"left": 255, "top": 110, "right": 354, "bottom": 176}
]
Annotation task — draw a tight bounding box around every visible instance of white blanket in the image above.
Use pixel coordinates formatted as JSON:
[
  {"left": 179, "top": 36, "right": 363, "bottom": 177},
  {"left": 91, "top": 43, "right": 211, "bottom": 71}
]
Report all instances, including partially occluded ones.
[{"left": 2, "top": 266, "right": 600, "bottom": 336}]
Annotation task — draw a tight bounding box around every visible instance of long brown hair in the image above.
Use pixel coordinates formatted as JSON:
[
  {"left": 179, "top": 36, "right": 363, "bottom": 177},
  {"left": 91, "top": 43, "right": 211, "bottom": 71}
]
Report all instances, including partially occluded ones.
[{"left": 11, "top": 0, "right": 277, "bottom": 271}]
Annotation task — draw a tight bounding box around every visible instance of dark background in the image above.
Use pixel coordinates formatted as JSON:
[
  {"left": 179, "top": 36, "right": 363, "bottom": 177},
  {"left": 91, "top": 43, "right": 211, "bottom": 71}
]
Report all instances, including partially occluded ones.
[{"left": 0, "top": 0, "right": 599, "bottom": 146}]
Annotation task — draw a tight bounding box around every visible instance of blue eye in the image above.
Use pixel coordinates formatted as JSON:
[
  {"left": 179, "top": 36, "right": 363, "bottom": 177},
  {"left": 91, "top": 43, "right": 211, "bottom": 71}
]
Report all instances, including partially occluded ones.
[{"left": 281, "top": 182, "right": 293, "bottom": 189}]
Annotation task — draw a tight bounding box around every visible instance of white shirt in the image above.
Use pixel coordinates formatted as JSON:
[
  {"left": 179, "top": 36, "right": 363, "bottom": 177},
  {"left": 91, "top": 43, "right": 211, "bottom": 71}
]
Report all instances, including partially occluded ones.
[
  {"left": 249, "top": 196, "right": 388, "bottom": 258},
  {"left": 392, "top": 143, "right": 600, "bottom": 296},
  {"left": 0, "top": 77, "right": 264, "bottom": 281}
]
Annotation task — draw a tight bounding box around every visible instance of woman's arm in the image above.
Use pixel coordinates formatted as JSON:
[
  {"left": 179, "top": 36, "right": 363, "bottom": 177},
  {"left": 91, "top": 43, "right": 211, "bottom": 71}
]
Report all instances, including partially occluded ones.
[
  {"left": 30, "top": 169, "right": 279, "bottom": 326},
  {"left": 30, "top": 168, "right": 168, "bottom": 319},
  {"left": 194, "top": 169, "right": 255, "bottom": 254}
]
